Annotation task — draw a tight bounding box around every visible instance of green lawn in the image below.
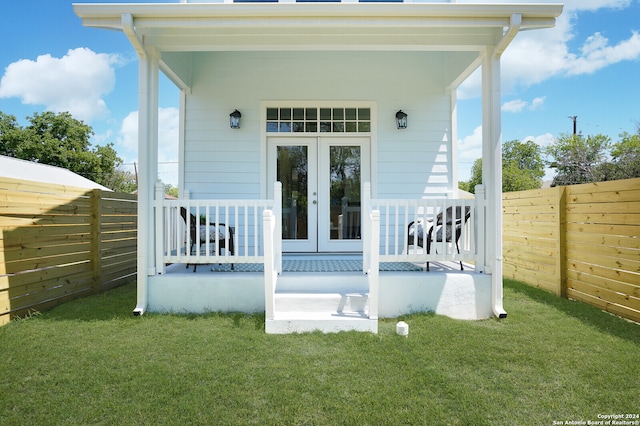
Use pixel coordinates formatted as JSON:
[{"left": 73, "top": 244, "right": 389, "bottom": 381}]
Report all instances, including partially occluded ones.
[{"left": 1, "top": 279, "right": 638, "bottom": 425}]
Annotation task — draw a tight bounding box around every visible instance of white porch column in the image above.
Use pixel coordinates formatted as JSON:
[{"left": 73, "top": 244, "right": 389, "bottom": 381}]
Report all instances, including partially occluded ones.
[
  {"left": 178, "top": 89, "right": 187, "bottom": 198},
  {"left": 134, "top": 48, "right": 160, "bottom": 316},
  {"left": 481, "top": 47, "right": 507, "bottom": 318}
]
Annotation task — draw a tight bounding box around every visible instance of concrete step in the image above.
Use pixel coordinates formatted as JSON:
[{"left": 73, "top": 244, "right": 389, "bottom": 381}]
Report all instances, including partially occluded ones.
[
  {"left": 275, "top": 271, "right": 368, "bottom": 292},
  {"left": 275, "top": 291, "right": 369, "bottom": 314},
  {"left": 266, "top": 315, "right": 378, "bottom": 334},
  {"left": 269, "top": 291, "right": 375, "bottom": 334},
  {"left": 267, "top": 271, "right": 376, "bottom": 334}
]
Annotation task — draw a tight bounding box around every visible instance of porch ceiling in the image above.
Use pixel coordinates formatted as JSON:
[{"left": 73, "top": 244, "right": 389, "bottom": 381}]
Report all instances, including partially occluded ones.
[{"left": 139, "top": 25, "right": 502, "bottom": 53}]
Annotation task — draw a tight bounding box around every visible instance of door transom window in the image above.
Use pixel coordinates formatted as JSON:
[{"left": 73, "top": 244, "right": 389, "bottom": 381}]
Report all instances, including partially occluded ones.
[{"left": 266, "top": 107, "right": 371, "bottom": 133}]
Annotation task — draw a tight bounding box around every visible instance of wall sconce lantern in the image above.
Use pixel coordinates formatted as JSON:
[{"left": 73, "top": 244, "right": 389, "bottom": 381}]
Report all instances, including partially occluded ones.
[
  {"left": 229, "top": 109, "right": 242, "bottom": 129},
  {"left": 395, "top": 110, "right": 407, "bottom": 129}
]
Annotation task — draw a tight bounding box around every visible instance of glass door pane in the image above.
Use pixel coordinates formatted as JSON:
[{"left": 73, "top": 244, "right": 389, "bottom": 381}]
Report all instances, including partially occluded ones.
[
  {"left": 318, "top": 137, "right": 369, "bottom": 252},
  {"left": 329, "top": 146, "right": 361, "bottom": 240},
  {"left": 277, "top": 146, "right": 309, "bottom": 240}
]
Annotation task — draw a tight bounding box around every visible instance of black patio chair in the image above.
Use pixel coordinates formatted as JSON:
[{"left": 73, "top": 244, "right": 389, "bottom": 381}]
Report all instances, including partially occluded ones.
[
  {"left": 407, "top": 205, "right": 471, "bottom": 272},
  {"left": 180, "top": 207, "right": 234, "bottom": 272}
]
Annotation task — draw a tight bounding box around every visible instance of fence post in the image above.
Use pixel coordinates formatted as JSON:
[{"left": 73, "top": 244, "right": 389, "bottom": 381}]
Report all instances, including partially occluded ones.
[
  {"left": 555, "top": 186, "right": 567, "bottom": 298},
  {"left": 91, "top": 189, "right": 103, "bottom": 293}
]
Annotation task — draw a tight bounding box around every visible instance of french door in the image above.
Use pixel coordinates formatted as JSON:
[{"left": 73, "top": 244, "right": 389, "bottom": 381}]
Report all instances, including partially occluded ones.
[{"left": 268, "top": 136, "right": 370, "bottom": 252}]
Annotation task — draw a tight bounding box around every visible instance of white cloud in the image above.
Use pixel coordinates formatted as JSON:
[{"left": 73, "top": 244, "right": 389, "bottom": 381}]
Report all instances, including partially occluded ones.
[
  {"left": 457, "top": 1, "right": 640, "bottom": 98},
  {"left": 457, "top": 125, "right": 483, "bottom": 180},
  {"left": 502, "top": 99, "right": 528, "bottom": 113},
  {"left": 0, "top": 48, "right": 120, "bottom": 122},
  {"left": 562, "top": 0, "right": 633, "bottom": 13},
  {"left": 157, "top": 108, "right": 180, "bottom": 164},
  {"left": 92, "top": 129, "right": 113, "bottom": 147},
  {"left": 502, "top": 96, "right": 546, "bottom": 113},
  {"left": 530, "top": 97, "right": 545, "bottom": 111},
  {"left": 458, "top": 125, "right": 483, "bottom": 163},
  {"left": 119, "top": 111, "right": 139, "bottom": 155},
  {"left": 567, "top": 31, "right": 640, "bottom": 75},
  {"left": 457, "top": 0, "right": 632, "bottom": 13},
  {"left": 117, "top": 107, "right": 180, "bottom": 184}
]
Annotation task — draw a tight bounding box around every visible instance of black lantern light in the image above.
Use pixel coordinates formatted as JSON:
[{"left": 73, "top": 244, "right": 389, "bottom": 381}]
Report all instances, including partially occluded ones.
[
  {"left": 230, "top": 109, "right": 241, "bottom": 129},
  {"left": 395, "top": 110, "right": 407, "bottom": 129}
]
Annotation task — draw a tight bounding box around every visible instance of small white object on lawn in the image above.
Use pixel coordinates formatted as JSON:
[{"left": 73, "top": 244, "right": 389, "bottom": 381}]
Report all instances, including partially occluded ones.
[{"left": 396, "top": 321, "right": 409, "bottom": 337}]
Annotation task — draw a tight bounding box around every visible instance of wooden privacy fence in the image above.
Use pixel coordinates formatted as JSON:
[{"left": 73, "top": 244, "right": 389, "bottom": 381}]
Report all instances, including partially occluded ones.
[
  {"left": 503, "top": 178, "right": 640, "bottom": 323},
  {"left": 0, "top": 177, "right": 137, "bottom": 325}
]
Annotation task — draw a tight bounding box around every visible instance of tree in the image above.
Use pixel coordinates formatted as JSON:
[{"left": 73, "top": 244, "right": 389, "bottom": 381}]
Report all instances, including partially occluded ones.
[
  {"left": 0, "top": 112, "right": 23, "bottom": 157},
  {"left": 103, "top": 168, "right": 138, "bottom": 194},
  {"left": 0, "top": 110, "right": 128, "bottom": 191},
  {"left": 502, "top": 139, "right": 545, "bottom": 192},
  {"left": 546, "top": 133, "right": 610, "bottom": 186},
  {"left": 164, "top": 183, "right": 179, "bottom": 198},
  {"left": 603, "top": 131, "right": 640, "bottom": 180},
  {"left": 459, "top": 139, "right": 544, "bottom": 193},
  {"left": 461, "top": 158, "right": 482, "bottom": 193}
]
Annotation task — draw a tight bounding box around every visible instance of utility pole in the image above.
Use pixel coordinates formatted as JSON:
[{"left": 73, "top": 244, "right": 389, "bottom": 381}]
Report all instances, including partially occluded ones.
[{"left": 568, "top": 116, "right": 577, "bottom": 135}]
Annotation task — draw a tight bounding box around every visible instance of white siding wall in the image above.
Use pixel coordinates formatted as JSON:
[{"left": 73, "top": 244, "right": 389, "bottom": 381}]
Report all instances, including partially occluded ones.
[{"left": 183, "top": 51, "right": 453, "bottom": 200}]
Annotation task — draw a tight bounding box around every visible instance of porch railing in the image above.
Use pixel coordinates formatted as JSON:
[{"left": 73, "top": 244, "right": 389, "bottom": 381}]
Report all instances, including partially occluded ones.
[
  {"left": 264, "top": 183, "right": 282, "bottom": 323},
  {"left": 363, "top": 183, "right": 485, "bottom": 269},
  {"left": 155, "top": 182, "right": 282, "bottom": 273},
  {"left": 362, "top": 183, "right": 485, "bottom": 320},
  {"left": 362, "top": 183, "right": 380, "bottom": 320}
]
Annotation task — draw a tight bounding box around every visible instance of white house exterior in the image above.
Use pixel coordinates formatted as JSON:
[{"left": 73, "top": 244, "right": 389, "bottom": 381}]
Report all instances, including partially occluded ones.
[{"left": 74, "top": 1, "right": 562, "bottom": 333}]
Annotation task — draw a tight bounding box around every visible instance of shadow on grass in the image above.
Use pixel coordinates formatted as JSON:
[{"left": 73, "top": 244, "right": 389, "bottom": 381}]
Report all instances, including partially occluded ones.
[
  {"left": 43, "top": 282, "right": 139, "bottom": 322},
  {"left": 505, "top": 279, "right": 640, "bottom": 344},
  {"left": 32, "top": 278, "right": 640, "bottom": 345}
]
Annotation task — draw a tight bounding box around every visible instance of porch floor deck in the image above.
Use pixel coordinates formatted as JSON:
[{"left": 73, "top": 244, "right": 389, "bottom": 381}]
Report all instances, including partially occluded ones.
[{"left": 165, "top": 254, "right": 475, "bottom": 274}]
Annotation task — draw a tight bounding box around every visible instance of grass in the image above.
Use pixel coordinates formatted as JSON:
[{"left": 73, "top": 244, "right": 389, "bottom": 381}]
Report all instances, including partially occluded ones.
[{"left": 1, "top": 279, "right": 638, "bottom": 425}]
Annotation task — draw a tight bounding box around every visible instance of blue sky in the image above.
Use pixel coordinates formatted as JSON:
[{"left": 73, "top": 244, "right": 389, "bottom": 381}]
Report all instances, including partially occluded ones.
[{"left": 1, "top": 0, "right": 639, "bottom": 185}]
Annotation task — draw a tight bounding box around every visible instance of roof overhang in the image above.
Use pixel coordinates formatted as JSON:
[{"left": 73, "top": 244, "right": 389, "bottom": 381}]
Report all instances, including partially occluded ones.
[
  {"left": 74, "top": 2, "right": 563, "bottom": 89},
  {"left": 74, "top": 3, "right": 562, "bottom": 52}
]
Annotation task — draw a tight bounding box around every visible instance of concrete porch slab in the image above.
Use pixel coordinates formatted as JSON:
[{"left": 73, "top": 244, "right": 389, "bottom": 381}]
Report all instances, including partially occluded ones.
[{"left": 149, "top": 259, "right": 493, "bottom": 326}]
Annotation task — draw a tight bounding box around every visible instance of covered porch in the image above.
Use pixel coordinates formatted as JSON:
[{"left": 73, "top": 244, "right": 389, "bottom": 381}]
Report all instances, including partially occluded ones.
[{"left": 74, "top": 1, "right": 563, "bottom": 332}]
